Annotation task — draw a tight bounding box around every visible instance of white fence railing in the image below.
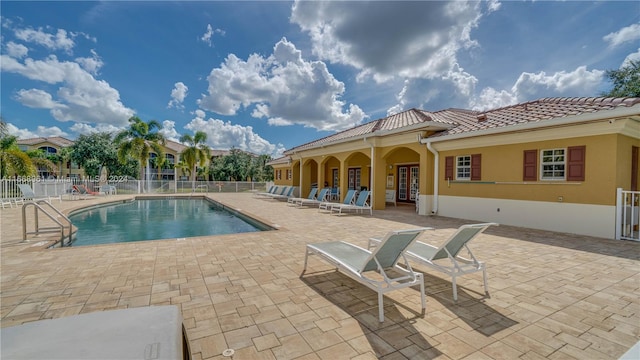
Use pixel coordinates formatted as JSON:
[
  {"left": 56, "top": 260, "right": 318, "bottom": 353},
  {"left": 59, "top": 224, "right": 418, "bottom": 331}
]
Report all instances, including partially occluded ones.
[
  {"left": 616, "top": 188, "right": 640, "bottom": 241},
  {"left": 1, "top": 178, "right": 269, "bottom": 202}
]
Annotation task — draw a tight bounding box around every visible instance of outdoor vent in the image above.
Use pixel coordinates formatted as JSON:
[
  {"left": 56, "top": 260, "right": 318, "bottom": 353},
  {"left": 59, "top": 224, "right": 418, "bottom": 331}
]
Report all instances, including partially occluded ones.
[{"left": 477, "top": 114, "right": 487, "bottom": 122}]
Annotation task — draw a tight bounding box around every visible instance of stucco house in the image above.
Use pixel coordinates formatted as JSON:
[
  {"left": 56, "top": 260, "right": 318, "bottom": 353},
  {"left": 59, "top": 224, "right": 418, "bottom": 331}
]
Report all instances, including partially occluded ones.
[{"left": 270, "top": 97, "right": 640, "bottom": 239}]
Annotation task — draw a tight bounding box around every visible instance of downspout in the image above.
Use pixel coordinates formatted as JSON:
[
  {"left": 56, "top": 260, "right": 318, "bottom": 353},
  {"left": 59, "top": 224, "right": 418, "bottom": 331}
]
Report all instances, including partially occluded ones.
[
  {"left": 364, "top": 137, "right": 375, "bottom": 208},
  {"left": 294, "top": 151, "right": 303, "bottom": 197},
  {"left": 426, "top": 141, "right": 439, "bottom": 214}
]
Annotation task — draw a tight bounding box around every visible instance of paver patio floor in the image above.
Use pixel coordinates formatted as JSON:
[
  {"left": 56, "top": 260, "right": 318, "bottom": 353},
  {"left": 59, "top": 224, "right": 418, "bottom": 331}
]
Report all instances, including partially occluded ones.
[{"left": 1, "top": 193, "right": 638, "bottom": 359}]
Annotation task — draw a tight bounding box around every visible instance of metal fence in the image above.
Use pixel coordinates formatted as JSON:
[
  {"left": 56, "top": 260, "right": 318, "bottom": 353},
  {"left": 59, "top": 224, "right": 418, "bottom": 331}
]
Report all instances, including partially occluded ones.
[
  {"left": 616, "top": 188, "right": 640, "bottom": 242},
  {"left": 1, "top": 178, "right": 270, "bottom": 202}
]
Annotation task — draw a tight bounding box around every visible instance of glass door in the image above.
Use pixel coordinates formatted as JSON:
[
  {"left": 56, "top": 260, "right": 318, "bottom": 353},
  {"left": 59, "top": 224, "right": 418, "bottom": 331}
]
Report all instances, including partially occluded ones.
[{"left": 397, "top": 165, "right": 419, "bottom": 202}]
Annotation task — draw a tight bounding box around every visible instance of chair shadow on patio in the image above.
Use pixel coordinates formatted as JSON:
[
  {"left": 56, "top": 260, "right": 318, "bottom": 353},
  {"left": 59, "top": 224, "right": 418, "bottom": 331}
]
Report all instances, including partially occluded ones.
[
  {"left": 301, "top": 269, "right": 444, "bottom": 358},
  {"left": 420, "top": 272, "right": 519, "bottom": 337}
]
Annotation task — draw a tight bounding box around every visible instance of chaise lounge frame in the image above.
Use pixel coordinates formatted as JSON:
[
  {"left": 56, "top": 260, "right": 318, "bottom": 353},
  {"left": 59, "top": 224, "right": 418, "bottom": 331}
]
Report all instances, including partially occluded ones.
[{"left": 303, "top": 228, "right": 431, "bottom": 322}]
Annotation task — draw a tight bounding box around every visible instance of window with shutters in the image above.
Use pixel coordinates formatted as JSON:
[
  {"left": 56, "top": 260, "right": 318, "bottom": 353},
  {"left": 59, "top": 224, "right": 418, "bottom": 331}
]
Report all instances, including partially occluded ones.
[
  {"left": 540, "top": 146, "right": 586, "bottom": 181},
  {"left": 456, "top": 155, "right": 471, "bottom": 180},
  {"left": 541, "top": 149, "right": 565, "bottom": 180}
]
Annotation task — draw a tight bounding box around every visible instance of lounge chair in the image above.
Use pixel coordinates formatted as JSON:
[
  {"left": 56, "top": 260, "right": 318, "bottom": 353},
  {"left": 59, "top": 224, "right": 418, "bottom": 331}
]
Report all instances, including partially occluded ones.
[
  {"left": 255, "top": 185, "right": 278, "bottom": 197},
  {"left": 303, "top": 228, "right": 431, "bottom": 322},
  {"left": 262, "top": 186, "right": 287, "bottom": 199},
  {"left": 72, "top": 184, "right": 100, "bottom": 199},
  {"left": 370, "top": 223, "right": 498, "bottom": 301},
  {"left": 319, "top": 189, "right": 356, "bottom": 212},
  {"left": 17, "top": 184, "right": 60, "bottom": 203},
  {"left": 1, "top": 198, "right": 13, "bottom": 209},
  {"left": 269, "top": 186, "right": 295, "bottom": 200},
  {"left": 295, "top": 188, "right": 330, "bottom": 207},
  {"left": 287, "top": 188, "right": 317, "bottom": 205},
  {"left": 330, "top": 190, "right": 372, "bottom": 215}
]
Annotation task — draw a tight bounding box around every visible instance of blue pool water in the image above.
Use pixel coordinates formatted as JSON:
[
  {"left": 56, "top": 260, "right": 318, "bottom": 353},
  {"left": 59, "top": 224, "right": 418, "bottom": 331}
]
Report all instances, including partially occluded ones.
[{"left": 68, "top": 198, "right": 270, "bottom": 246}]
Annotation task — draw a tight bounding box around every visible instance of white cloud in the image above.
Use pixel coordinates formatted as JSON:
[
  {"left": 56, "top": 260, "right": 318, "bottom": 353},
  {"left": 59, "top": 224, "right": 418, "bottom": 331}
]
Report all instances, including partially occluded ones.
[
  {"left": 200, "top": 24, "right": 224, "bottom": 47},
  {"left": 198, "top": 38, "right": 366, "bottom": 132},
  {"left": 158, "top": 120, "right": 181, "bottom": 142},
  {"left": 167, "top": 82, "right": 188, "bottom": 109},
  {"left": 6, "top": 122, "right": 68, "bottom": 138},
  {"left": 622, "top": 48, "right": 640, "bottom": 68},
  {"left": 469, "top": 87, "right": 517, "bottom": 111},
  {"left": 75, "top": 49, "right": 103, "bottom": 74},
  {"left": 5, "top": 41, "right": 28, "bottom": 58},
  {"left": 469, "top": 65, "right": 604, "bottom": 111},
  {"left": 0, "top": 53, "right": 134, "bottom": 126},
  {"left": 290, "top": 1, "right": 485, "bottom": 82},
  {"left": 15, "top": 88, "right": 64, "bottom": 109},
  {"left": 14, "top": 26, "right": 75, "bottom": 53},
  {"left": 513, "top": 66, "right": 604, "bottom": 99},
  {"left": 603, "top": 23, "right": 640, "bottom": 48},
  {"left": 69, "top": 122, "right": 121, "bottom": 135},
  {"left": 185, "top": 112, "right": 286, "bottom": 157}
]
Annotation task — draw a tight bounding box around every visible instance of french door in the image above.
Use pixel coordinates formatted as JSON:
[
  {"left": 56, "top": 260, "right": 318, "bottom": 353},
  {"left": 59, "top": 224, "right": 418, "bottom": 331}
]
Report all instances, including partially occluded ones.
[{"left": 398, "top": 165, "right": 419, "bottom": 202}]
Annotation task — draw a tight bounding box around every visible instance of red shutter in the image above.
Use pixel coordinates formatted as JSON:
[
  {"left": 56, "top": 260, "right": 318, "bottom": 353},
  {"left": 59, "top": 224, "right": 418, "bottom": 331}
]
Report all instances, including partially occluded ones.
[
  {"left": 445, "top": 156, "right": 454, "bottom": 180},
  {"left": 567, "top": 146, "right": 586, "bottom": 181},
  {"left": 523, "top": 150, "right": 537, "bottom": 181},
  {"left": 471, "top": 154, "right": 481, "bottom": 181}
]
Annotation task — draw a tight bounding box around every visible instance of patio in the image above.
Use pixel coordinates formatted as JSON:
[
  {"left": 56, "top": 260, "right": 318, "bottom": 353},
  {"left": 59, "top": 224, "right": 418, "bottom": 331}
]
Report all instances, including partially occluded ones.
[{"left": 1, "top": 193, "right": 638, "bottom": 359}]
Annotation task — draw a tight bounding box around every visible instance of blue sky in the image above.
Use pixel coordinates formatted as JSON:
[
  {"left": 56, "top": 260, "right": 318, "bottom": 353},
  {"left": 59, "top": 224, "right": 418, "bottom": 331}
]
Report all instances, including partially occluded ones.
[{"left": 1, "top": 1, "right": 639, "bottom": 157}]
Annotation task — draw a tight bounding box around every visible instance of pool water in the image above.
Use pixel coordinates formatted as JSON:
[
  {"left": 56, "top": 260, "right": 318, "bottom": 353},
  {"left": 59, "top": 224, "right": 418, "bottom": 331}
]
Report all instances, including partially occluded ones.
[{"left": 69, "top": 198, "right": 268, "bottom": 246}]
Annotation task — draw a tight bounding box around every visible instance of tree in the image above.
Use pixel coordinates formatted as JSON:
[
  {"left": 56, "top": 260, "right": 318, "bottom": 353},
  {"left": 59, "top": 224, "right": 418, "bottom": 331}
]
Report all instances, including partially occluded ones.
[
  {"left": 114, "top": 116, "right": 166, "bottom": 183},
  {"left": 70, "top": 132, "right": 121, "bottom": 178},
  {"left": 179, "top": 131, "right": 211, "bottom": 190},
  {"left": 25, "top": 149, "right": 57, "bottom": 177},
  {"left": 0, "top": 117, "right": 36, "bottom": 178},
  {"left": 602, "top": 60, "right": 640, "bottom": 98}
]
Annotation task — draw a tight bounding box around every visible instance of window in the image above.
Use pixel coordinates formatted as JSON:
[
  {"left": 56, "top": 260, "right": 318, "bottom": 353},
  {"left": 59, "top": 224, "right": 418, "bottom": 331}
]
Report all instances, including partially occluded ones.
[
  {"left": 529, "top": 146, "right": 585, "bottom": 181},
  {"left": 456, "top": 155, "right": 471, "bottom": 180},
  {"left": 445, "top": 154, "right": 481, "bottom": 181},
  {"left": 286, "top": 169, "right": 292, "bottom": 180},
  {"left": 541, "top": 149, "right": 565, "bottom": 180}
]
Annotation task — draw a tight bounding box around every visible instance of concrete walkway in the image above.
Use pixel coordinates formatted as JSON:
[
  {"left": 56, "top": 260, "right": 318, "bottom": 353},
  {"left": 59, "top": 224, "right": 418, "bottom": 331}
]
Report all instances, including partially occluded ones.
[{"left": 1, "top": 193, "right": 638, "bottom": 359}]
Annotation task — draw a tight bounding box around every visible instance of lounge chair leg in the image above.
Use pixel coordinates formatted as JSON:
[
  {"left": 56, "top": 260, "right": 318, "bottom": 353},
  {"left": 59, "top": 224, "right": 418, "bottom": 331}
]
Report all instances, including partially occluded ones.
[
  {"left": 419, "top": 273, "right": 426, "bottom": 313},
  {"left": 452, "top": 276, "right": 458, "bottom": 302},
  {"left": 378, "top": 291, "right": 384, "bottom": 322},
  {"left": 482, "top": 266, "right": 489, "bottom": 295},
  {"left": 302, "top": 249, "right": 310, "bottom": 274}
]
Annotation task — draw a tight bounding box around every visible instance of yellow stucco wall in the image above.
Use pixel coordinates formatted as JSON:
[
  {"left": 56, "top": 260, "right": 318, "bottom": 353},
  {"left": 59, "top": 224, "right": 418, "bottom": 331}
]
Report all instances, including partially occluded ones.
[{"left": 436, "top": 133, "right": 634, "bottom": 206}]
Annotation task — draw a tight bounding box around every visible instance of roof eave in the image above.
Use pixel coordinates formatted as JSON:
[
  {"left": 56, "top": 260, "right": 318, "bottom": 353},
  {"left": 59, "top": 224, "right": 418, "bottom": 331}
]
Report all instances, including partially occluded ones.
[{"left": 420, "top": 104, "right": 640, "bottom": 144}]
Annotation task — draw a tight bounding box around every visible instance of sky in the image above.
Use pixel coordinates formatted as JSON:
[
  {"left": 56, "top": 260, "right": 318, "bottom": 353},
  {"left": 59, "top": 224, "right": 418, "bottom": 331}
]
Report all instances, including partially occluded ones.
[{"left": 1, "top": 1, "right": 639, "bottom": 158}]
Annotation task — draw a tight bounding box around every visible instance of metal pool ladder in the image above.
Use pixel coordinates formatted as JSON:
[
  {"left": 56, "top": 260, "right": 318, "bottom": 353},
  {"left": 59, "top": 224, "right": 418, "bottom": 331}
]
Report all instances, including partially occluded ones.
[{"left": 22, "top": 199, "right": 73, "bottom": 247}]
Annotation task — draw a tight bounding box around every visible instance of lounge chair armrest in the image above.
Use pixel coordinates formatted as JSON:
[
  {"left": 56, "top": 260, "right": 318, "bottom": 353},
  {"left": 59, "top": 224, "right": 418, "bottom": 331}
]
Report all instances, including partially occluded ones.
[{"left": 368, "top": 237, "right": 382, "bottom": 249}]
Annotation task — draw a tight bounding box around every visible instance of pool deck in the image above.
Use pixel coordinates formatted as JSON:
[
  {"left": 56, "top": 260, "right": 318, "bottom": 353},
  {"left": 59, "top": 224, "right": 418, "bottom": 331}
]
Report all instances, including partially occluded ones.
[{"left": 1, "top": 193, "right": 638, "bottom": 359}]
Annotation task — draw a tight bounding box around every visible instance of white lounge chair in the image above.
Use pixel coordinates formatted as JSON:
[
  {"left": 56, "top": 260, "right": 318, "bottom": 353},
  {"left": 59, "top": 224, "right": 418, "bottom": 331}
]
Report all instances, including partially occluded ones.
[
  {"left": 263, "top": 186, "right": 288, "bottom": 199},
  {"left": 288, "top": 188, "right": 317, "bottom": 205},
  {"left": 269, "top": 186, "right": 295, "bottom": 200},
  {"left": 303, "top": 228, "right": 430, "bottom": 322},
  {"left": 255, "top": 185, "right": 278, "bottom": 197},
  {"left": 17, "top": 184, "right": 59, "bottom": 203},
  {"left": 319, "top": 189, "right": 356, "bottom": 212},
  {"left": 1, "top": 198, "right": 14, "bottom": 209},
  {"left": 330, "top": 190, "right": 372, "bottom": 215},
  {"left": 295, "top": 188, "right": 330, "bottom": 207},
  {"left": 370, "top": 223, "right": 497, "bottom": 301}
]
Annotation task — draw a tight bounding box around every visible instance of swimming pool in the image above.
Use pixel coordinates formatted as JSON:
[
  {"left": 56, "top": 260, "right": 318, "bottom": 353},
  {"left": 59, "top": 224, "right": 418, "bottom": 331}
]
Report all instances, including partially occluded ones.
[{"left": 68, "top": 197, "right": 273, "bottom": 246}]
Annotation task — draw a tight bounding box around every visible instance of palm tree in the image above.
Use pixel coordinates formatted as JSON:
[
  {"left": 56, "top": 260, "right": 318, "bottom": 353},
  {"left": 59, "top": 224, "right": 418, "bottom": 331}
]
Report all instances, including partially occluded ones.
[
  {"left": 114, "top": 116, "right": 165, "bottom": 191},
  {"left": 179, "top": 131, "right": 211, "bottom": 190},
  {"left": 0, "top": 119, "right": 36, "bottom": 178}
]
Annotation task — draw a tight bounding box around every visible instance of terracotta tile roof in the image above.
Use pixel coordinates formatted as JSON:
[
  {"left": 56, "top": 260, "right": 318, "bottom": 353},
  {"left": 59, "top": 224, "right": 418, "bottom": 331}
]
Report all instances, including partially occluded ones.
[
  {"left": 17, "top": 136, "right": 74, "bottom": 147},
  {"left": 286, "top": 108, "right": 442, "bottom": 153},
  {"left": 430, "top": 97, "right": 640, "bottom": 138},
  {"left": 285, "top": 97, "right": 640, "bottom": 154}
]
